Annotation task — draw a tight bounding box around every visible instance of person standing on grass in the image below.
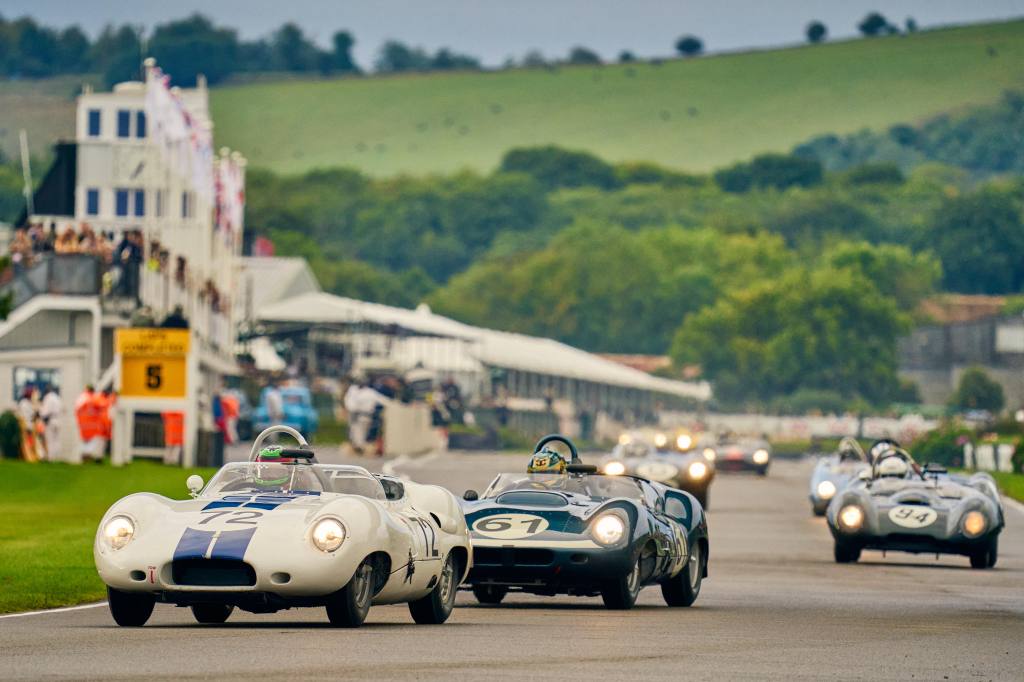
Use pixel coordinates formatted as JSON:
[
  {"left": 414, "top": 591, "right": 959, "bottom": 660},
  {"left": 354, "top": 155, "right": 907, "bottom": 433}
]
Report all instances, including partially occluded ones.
[
  {"left": 40, "top": 385, "right": 63, "bottom": 462},
  {"left": 75, "top": 385, "right": 106, "bottom": 463}
]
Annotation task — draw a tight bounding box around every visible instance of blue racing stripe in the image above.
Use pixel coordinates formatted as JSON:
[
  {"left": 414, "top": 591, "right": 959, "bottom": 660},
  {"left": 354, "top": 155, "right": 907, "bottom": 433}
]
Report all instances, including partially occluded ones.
[
  {"left": 210, "top": 527, "right": 258, "bottom": 561},
  {"left": 173, "top": 528, "right": 216, "bottom": 561}
]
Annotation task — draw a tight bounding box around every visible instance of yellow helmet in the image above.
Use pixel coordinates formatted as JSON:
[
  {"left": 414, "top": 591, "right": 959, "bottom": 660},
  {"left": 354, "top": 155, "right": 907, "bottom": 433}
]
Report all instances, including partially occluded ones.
[{"left": 527, "top": 449, "right": 568, "bottom": 474}]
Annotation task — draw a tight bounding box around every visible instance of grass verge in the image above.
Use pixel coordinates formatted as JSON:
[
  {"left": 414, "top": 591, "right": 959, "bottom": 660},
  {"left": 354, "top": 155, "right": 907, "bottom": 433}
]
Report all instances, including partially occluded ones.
[
  {"left": 990, "top": 471, "right": 1024, "bottom": 504},
  {"left": 0, "top": 459, "right": 214, "bottom": 614}
]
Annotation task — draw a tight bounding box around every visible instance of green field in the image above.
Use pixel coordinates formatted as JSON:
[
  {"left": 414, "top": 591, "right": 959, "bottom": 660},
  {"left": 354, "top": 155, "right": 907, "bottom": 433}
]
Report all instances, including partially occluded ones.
[
  {"left": 0, "top": 459, "right": 214, "bottom": 614},
  {"left": 208, "top": 21, "right": 1024, "bottom": 176},
  {"left": 991, "top": 471, "right": 1024, "bottom": 504}
]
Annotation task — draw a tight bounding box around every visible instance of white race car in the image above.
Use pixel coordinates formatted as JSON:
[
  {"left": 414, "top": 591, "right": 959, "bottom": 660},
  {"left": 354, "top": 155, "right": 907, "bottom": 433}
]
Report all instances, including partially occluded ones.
[{"left": 95, "top": 426, "right": 471, "bottom": 628}]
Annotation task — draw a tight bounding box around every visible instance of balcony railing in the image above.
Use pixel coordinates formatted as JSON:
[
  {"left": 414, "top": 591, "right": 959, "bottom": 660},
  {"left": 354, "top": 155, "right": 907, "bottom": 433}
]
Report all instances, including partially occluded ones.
[{"left": 1, "top": 254, "right": 103, "bottom": 308}]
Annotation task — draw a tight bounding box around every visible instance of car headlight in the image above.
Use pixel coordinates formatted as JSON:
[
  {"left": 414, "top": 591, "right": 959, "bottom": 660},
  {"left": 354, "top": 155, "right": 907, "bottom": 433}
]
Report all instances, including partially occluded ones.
[
  {"left": 312, "top": 518, "right": 346, "bottom": 552},
  {"left": 604, "top": 461, "right": 626, "bottom": 476},
  {"left": 592, "top": 513, "right": 626, "bottom": 546},
  {"left": 618, "top": 433, "right": 631, "bottom": 445},
  {"left": 688, "top": 461, "right": 708, "bottom": 480},
  {"left": 103, "top": 515, "right": 135, "bottom": 550},
  {"left": 962, "top": 510, "right": 986, "bottom": 538},
  {"left": 753, "top": 449, "right": 770, "bottom": 465},
  {"left": 816, "top": 480, "right": 837, "bottom": 500},
  {"left": 838, "top": 505, "right": 864, "bottom": 531},
  {"left": 676, "top": 434, "right": 692, "bottom": 450},
  {"left": 703, "top": 447, "right": 716, "bottom": 461},
  {"left": 654, "top": 433, "right": 668, "bottom": 448}
]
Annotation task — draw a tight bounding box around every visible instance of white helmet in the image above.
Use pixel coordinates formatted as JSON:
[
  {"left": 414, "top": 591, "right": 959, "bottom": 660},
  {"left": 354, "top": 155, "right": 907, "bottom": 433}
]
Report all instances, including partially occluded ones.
[{"left": 877, "top": 455, "right": 909, "bottom": 478}]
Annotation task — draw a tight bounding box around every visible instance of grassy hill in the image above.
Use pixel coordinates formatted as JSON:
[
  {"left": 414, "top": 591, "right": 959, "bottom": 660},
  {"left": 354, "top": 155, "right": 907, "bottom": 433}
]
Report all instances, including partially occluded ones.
[
  {"left": 208, "top": 20, "right": 1024, "bottom": 176},
  {"left": 2, "top": 20, "right": 1023, "bottom": 175}
]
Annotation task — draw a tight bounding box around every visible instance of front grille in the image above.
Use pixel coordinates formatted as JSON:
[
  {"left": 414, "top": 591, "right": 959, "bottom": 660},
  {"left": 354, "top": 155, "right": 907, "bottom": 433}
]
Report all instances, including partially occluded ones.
[
  {"left": 172, "top": 559, "right": 256, "bottom": 586},
  {"left": 474, "top": 547, "right": 555, "bottom": 567}
]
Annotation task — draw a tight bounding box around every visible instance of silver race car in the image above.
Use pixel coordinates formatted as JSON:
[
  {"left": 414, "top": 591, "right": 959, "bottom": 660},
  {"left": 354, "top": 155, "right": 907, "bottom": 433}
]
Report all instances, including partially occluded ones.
[
  {"left": 599, "top": 440, "right": 715, "bottom": 509},
  {"left": 826, "top": 445, "right": 1004, "bottom": 568},
  {"left": 808, "top": 437, "right": 870, "bottom": 516}
]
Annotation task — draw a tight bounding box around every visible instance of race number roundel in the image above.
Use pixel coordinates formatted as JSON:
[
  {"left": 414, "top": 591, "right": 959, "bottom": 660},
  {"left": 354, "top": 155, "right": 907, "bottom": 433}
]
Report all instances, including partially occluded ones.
[
  {"left": 888, "top": 505, "right": 938, "bottom": 528},
  {"left": 472, "top": 513, "right": 549, "bottom": 540},
  {"left": 636, "top": 461, "right": 679, "bottom": 482}
]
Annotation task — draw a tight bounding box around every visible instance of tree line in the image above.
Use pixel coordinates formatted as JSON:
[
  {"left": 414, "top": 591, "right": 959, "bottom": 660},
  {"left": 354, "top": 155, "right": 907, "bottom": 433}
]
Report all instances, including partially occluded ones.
[{"left": 1, "top": 10, "right": 926, "bottom": 86}]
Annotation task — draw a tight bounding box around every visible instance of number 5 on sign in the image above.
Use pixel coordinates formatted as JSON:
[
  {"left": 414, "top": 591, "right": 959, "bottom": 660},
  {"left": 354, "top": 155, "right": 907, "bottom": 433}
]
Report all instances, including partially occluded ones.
[{"left": 116, "top": 328, "right": 189, "bottom": 398}]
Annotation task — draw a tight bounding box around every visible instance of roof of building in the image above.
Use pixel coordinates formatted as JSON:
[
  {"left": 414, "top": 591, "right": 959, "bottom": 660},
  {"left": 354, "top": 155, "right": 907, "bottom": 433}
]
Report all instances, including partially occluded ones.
[
  {"left": 256, "top": 291, "right": 710, "bottom": 401},
  {"left": 238, "top": 257, "right": 322, "bottom": 318},
  {"left": 918, "top": 294, "right": 1007, "bottom": 325}
]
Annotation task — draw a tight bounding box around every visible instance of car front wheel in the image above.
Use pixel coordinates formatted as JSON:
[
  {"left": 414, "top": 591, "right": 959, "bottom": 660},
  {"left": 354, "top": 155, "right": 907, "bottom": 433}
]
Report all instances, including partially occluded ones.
[
  {"left": 969, "top": 537, "right": 997, "bottom": 569},
  {"left": 661, "top": 540, "right": 704, "bottom": 607},
  {"left": 834, "top": 540, "right": 861, "bottom": 564},
  {"left": 107, "top": 587, "right": 155, "bottom": 627},
  {"left": 409, "top": 553, "right": 459, "bottom": 624},
  {"left": 191, "top": 603, "right": 233, "bottom": 624},
  {"left": 472, "top": 584, "right": 508, "bottom": 605},
  {"left": 601, "top": 556, "right": 643, "bottom": 610},
  {"left": 326, "top": 560, "right": 375, "bottom": 628}
]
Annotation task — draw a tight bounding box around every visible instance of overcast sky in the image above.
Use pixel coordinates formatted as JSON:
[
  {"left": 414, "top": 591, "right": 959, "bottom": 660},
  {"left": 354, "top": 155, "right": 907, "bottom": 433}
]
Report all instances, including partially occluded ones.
[{"left": 5, "top": 1, "right": 1024, "bottom": 67}]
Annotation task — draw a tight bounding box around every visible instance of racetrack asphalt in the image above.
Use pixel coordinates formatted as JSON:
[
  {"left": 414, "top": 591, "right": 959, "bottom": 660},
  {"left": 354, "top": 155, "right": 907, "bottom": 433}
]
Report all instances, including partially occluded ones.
[{"left": 2, "top": 454, "right": 1022, "bottom": 681}]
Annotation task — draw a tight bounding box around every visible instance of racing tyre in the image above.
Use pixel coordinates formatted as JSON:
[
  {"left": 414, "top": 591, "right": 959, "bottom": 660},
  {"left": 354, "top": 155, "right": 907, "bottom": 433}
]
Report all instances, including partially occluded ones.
[
  {"left": 107, "top": 587, "right": 155, "bottom": 627},
  {"left": 472, "top": 584, "right": 508, "bottom": 605},
  {"left": 326, "top": 560, "right": 375, "bottom": 628},
  {"left": 694, "top": 488, "right": 709, "bottom": 512},
  {"left": 191, "top": 603, "right": 233, "bottom": 624},
  {"left": 661, "top": 540, "right": 704, "bottom": 607},
  {"left": 834, "top": 540, "right": 861, "bottom": 564},
  {"left": 409, "top": 553, "right": 459, "bottom": 624},
  {"left": 812, "top": 506, "right": 827, "bottom": 517},
  {"left": 600, "top": 556, "right": 643, "bottom": 610},
  {"left": 969, "top": 537, "right": 998, "bottom": 569}
]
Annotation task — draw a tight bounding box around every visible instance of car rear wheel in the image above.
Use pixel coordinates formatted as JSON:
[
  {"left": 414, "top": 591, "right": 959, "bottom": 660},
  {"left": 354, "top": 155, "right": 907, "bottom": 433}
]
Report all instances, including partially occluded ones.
[
  {"left": 661, "top": 540, "right": 704, "bottom": 607},
  {"left": 409, "top": 553, "right": 459, "bottom": 624},
  {"left": 601, "top": 555, "right": 643, "bottom": 610},
  {"left": 834, "top": 540, "right": 861, "bottom": 563},
  {"left": 969, "top": 537, "right": 997, "bottom": 569},
  {"left": 472, "top": 584, "right": 508, "bottom": 605},
  {"left": 107, "top": 587, "right": 155, "bottom": 627},
  {"left": 191, "top": 603, "right": 233, "bottom": 624},
  {"left": 326, "top": 560, "right": 375, "bottom": 628}
]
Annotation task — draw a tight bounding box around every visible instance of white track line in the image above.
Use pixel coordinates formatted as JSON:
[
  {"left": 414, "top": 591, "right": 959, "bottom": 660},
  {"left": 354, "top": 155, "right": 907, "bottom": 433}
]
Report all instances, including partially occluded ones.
[{"left": 0, "top": 602, "right": 107, "bottom": 620}]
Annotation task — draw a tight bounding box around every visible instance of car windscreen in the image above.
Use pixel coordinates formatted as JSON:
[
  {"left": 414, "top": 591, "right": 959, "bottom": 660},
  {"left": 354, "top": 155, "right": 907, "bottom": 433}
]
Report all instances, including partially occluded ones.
[
  {"left": 203, "top": 463, "right": 387, "bottom": 501},
  {"left": 203, "top": 462, "right": 326, "bottom": 496},
  {"left": 484, "top": 473, "right": 644, "bottom": 502}
]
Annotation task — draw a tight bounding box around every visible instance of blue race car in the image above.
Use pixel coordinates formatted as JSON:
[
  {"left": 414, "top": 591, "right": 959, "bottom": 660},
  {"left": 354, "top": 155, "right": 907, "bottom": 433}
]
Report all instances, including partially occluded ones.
[
  {"left": 461, "top": 435, "right": 709, "bottom": 610},
  {"left": 254, "top": 386, "right": 319, "bottom": 437}
]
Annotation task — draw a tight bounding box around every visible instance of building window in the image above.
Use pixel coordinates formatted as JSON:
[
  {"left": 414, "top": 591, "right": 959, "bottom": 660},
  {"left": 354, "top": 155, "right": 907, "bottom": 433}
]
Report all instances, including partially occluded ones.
[
  {"left": 155, "top": 189, "right": 163, "bottom": 218},
  {"left": 87, "top": 109, "right": 101, "bottom": 137},
  {"left": 86, "top": 189, "right": 100, "bottom": 216},
  {"left": 115, "top": 189, "right": 129, "bottom": 216},
  {"left": 181, "top": 191, "right": 191, "bottom": 219},
  {"left": 134, "top": 189, "right": 145, "bottom": 217},
  {"left": 136, "top": 111, "right": 146, "bottom": 138},
  {"left": 117, "top": 110, "right": 131, "bottom": 138}
]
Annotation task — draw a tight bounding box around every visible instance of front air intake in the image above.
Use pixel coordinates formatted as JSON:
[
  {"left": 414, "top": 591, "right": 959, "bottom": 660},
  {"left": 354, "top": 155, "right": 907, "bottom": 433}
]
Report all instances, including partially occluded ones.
[{"left": 171, "top": 559, "right": 256, "bottom": 586}]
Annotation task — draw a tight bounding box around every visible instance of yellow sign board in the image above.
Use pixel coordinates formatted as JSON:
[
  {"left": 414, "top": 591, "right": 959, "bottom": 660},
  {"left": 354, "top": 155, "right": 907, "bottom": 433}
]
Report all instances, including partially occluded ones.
[{"left": 115, "top": 328, "right": 190, "bottom": 398}]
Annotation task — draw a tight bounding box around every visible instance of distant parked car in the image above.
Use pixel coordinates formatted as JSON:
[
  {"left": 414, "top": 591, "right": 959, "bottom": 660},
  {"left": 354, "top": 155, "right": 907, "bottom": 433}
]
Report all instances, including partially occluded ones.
[{"left": 254, "top": 386, "right": 319, "bottom": 437}]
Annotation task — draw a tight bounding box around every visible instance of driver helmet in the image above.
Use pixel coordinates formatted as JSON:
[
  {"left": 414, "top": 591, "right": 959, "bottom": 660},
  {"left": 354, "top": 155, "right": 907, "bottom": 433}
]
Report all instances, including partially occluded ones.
[
  {"left": 527, "top": 448, "right": 568, "bottom": 474},
  {"left": 877, "top": 452, "right": 910, "bottom": 478},
  {"left": 253, "top": 445, "right": 293, "bottom": 488},
  {"left": 869, "top": 439, "right": 900, "bottom": 461}
]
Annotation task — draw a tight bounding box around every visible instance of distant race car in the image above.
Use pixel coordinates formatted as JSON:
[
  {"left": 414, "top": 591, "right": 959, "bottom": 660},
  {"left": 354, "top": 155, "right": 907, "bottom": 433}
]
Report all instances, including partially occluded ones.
[
  {"left": 254, "top": 385, "right": 319, "bottom": 436},
  {"left": 599, "top": 439, "right": 716, "bottom": 509},
  {"left": 715, "top": 437, "right": 772, "bottom": 475},
  {"left": 461, "top": 435, "right": 709, "bottom": 610},
  {"left": 826, "top": 444, "right": 1004, "bottom": 568},
  {"left": 808, "top": 437, "right": 871, "bottom": 516},
  {"left": 95, "top": 425, "right": 471, "bottom": 628}
]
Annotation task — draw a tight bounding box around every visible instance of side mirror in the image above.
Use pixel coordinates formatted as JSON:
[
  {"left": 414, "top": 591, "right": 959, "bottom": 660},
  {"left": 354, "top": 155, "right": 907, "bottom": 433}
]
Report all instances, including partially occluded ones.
[
  {"left": 186, "top": 474, "right": 204, "bottom": 498},
  {"left": 463, "top": 490, "right": 479, "bottom": 502}
]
